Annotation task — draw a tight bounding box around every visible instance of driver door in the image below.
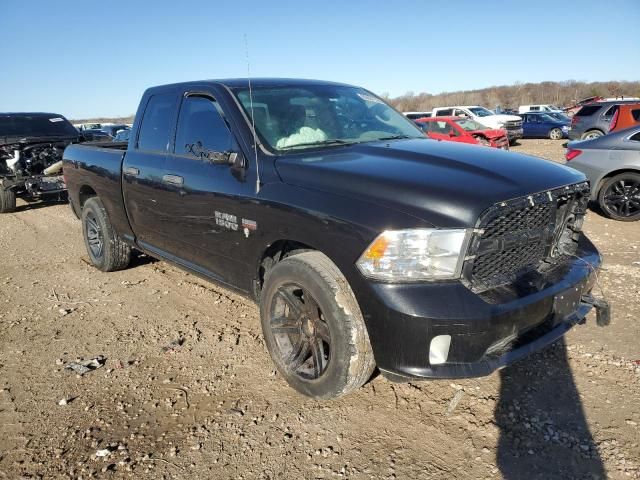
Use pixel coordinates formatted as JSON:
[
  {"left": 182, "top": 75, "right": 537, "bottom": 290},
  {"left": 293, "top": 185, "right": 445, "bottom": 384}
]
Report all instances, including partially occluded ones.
[{"left": 156, "top": 90, "right": 255, "bottom": 284}]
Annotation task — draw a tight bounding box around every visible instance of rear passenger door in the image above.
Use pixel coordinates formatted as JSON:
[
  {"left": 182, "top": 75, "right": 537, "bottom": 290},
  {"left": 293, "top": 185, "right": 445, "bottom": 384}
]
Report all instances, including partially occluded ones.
[{"left": 122, "top": 91, "right": 179, "bottom": 250}]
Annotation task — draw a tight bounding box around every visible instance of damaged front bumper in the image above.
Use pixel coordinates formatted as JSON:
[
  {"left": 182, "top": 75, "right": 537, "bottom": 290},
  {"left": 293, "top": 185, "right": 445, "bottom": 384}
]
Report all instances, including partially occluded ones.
[{"left": 358, "top": 236, "right": 608, "bottom": 381}]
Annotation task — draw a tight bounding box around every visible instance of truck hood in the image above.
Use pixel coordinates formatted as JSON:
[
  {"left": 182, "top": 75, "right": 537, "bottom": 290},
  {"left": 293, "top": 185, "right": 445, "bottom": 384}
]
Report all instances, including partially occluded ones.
[{"left": 275, "top": 139, "right": 585, "bottom": 228}]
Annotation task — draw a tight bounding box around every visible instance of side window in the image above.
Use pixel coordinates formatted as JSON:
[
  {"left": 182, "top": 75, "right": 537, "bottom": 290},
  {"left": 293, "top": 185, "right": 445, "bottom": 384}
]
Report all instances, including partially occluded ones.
[
  {"left": 603, "top": 105, "right": 618, "bottom": 118},
  {"left": 629, "top": 131, "right": 640, "bottom": 142},
  {"left": 137, "top": 93, "right": 175, "bottom": 152},
  {"left": 174, "top": 96, "right": 233, "bottom": 158},
  {"left": 531, "top": 106, "right": 540, "bottom": 111},
  {"left": 631, "top": 109, "right": 640, "bottom": 122},
  {"left": 437, "top": 108, "right": 453, "bottom": 116}
]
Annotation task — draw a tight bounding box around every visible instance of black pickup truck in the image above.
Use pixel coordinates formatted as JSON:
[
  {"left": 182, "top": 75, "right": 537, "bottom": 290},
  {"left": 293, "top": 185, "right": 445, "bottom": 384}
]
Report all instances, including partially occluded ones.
[{"left": 63, "top": 79, "right": 608, "bottom": 399}]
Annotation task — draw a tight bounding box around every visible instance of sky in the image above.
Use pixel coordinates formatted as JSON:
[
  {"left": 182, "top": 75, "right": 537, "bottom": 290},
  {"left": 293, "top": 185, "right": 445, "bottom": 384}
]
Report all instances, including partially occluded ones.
[{"left": 1, "top": 0, "right": 639, "bottom": 119}]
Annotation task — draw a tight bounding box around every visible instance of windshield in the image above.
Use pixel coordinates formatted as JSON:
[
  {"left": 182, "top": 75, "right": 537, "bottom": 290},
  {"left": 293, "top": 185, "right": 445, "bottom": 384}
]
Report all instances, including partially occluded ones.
[
  {"left": 455, "top": 119, "right": 488, "bottom": 131},
  {"left": 232, "top": 84, "right": 424, "bottom": 152},
  {"left": 468, "top": 107, "right": 494, "bottom": 117},
  {"left": 0, "top": 114, "right": 78, "bottom": 138}
]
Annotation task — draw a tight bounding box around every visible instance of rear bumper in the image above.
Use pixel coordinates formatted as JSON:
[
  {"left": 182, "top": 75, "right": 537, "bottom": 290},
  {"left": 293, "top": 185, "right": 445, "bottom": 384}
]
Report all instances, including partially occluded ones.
[{"left": 357, "top": 236, "right": 603, "bottom": 380}]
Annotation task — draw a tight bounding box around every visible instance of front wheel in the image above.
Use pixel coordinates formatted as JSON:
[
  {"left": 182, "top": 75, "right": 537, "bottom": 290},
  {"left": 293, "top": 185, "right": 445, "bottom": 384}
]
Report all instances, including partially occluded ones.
[
  {"left": 597, "top": 173, "right": 640, "bottom": 221},
  {"left": 260, "top": 251, "right": 375, "bottom": 399},
  {"left": 549, "top": 128, "right": 563, "bottom": 140},
  {"left": 0, "top": 188, "right": 16, "bottom": 214},
  {"left": 81, "top": 197, "right": 131, "bottom": 271}
]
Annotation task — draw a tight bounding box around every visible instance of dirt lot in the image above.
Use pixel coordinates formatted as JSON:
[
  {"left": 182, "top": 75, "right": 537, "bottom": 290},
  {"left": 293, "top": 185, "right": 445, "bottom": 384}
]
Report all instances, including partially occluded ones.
[{"left": 1, "top": 139, "right": 638, "bottom": 480}]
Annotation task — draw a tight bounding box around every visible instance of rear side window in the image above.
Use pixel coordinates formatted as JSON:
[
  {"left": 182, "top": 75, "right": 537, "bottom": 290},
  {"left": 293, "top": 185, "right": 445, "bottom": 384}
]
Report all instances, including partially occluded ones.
[
  {"left": 575, "top": 105, "right": 601, "bottom": 117},
  {"left": 630, "top": 131, "right": 640, "bottom": 142},
  {"left": 137, "top": 93, "right": 176, "bottom": 152},
  {"left": 436, "top": 108, "right": 453, "bottom": 116},
  {"left": 632, "top": 109, "right": 640, "bottom": 121},
  {"left": 174, "top": 96, "right": 233, "bottom": 158}
]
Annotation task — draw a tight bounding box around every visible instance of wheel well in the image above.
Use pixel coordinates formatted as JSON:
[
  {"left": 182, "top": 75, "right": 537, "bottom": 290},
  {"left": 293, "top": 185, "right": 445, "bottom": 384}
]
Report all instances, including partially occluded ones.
[
  {"left": 596, "top": 168, "right": 640, "bottom": 196},
  {"left": 78, "top": 185, "right": 97, "bottom": 208},
  {"left": 254, "top": 240, "right": 315, "bottom": 299}
]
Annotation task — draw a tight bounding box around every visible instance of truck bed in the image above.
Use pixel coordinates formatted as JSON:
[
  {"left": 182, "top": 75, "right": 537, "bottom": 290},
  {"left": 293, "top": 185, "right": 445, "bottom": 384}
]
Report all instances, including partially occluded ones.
[{"left": 63, "top": 143, "right": 132, "bottom": 240}]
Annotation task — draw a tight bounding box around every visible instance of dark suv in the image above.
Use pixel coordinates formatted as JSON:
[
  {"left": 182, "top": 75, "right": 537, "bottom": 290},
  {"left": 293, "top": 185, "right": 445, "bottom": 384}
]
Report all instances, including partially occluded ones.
[{"left": 569, "top": 100, "right": 640, "bottom": 140}]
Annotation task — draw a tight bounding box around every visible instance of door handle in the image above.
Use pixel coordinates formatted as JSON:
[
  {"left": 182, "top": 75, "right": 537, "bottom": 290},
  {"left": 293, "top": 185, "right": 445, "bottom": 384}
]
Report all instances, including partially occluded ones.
[
  {"left": 124, "top": 167, "right": 139, "bottom": 176},
  {"left": 162, "top": 174, "right": 184, "bottom": 186}
]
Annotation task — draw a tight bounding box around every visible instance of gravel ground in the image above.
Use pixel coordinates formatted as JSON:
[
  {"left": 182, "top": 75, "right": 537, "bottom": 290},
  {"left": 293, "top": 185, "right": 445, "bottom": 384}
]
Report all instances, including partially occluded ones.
[{"left": 0, "top": 139, "right": 638, "bottom": 479}]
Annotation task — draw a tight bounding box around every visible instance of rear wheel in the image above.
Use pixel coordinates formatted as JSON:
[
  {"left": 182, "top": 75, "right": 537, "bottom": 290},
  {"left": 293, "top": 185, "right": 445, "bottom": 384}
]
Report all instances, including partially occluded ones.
[
  {"left": 260, "top": 251, "right": 375, "bottom": 399},
  {"left": 0, "top": 188, "right": 16, "bottom": 214},
  {"left": 81, "top": 197, "right": 131, "bottom": 271},
  {"left": 549, "top": 128, "right": 563, "bottom": 140},
  {"left": 598, "top": 173, "right": 640, "bottom": 221},
  {"left": 582, "top": 130, "right": 603, "bottom": 140}
]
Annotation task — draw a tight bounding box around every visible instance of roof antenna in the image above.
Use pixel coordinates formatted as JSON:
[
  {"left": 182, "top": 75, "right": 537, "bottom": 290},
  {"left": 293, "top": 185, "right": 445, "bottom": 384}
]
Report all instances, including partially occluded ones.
[{"left": 244, "top": 34, "right": 260, "bottom": 194}]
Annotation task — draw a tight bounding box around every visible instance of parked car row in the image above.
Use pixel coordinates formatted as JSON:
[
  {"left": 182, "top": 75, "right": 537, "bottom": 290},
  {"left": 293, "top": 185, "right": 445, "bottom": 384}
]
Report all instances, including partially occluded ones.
[{"left": 564, "top": 125, "right": 640, "bottom": 221}]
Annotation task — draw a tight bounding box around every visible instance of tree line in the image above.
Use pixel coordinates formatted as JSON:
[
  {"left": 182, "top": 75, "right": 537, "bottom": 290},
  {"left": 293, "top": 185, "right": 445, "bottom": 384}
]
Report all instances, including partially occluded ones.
[
  {"left": 71, "top": 80, "right": 640, "bottom": 123},
  {"left": 384, "top": 80, "right": 640, "bottom": 112}
]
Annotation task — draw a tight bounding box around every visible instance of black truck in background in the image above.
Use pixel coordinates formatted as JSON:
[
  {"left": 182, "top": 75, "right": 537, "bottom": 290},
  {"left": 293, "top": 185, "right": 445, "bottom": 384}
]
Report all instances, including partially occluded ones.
[
  {"left": 63, "top": 79, "right": 608, "bottom": 399},
  {"left": 0, "top": 113, "right": 82, "bottom": 213}
]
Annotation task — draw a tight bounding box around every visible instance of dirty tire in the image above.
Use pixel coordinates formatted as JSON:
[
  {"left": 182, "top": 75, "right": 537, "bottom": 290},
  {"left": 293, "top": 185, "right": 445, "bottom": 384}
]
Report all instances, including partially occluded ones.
[
  {"left": 549, "top": 128, "right": 563, "bottom": 140},
  {"left": 260, "top": 251, "right": 375, "bottom": 399},
  {"left": 597, "top": 172, "right": 640, "bottom": 222},
  {"left": 81, "top": 197, "right": 131, "bottom": 271},
  {"left": 0, "top": 188, "right": 16, "bottom": 213}
]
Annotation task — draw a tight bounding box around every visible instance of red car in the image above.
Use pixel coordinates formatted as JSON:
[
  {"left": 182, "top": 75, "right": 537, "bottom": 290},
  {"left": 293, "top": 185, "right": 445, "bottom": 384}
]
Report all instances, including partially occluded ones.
[{"left": 417, "top": 116, "right": 509, "bottom": 149}]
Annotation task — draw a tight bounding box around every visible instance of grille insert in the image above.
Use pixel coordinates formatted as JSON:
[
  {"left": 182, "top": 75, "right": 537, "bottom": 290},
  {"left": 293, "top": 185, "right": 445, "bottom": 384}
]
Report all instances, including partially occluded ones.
[{"left": 463, "top": 183, "right": 590, "bottom": 293}]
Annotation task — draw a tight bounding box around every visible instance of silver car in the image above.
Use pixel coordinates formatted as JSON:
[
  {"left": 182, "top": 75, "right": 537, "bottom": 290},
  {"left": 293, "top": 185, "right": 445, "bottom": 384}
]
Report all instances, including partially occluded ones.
[{"left": 564, "top": 126, "right": 640, "bottom": 221}]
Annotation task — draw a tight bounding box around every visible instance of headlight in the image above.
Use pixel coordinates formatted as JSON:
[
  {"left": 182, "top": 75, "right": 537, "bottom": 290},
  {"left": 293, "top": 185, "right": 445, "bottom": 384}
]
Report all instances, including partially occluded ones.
[{"left": 356, "top": 229, "right": 471, "bottom": 281}]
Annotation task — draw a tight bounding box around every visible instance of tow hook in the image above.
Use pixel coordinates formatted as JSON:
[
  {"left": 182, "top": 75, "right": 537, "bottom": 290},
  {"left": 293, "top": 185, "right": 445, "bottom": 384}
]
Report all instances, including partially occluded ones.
[{"left": 582, "top": 293, "right": 611, "bottom": 327}]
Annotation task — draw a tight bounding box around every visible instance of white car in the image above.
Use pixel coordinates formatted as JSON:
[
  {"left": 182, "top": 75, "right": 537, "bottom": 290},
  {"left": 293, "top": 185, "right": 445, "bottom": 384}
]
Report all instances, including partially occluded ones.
[
  {"left": 518, "top": 105, "right": 563, "bottom": 113},
  {"left": 431, "top": 106, "right": 523, "bottom": 145}
]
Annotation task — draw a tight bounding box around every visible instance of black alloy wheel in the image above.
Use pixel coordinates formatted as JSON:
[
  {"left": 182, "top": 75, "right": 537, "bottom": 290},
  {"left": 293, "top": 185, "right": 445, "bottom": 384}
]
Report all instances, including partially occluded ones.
[
  {"left": 85, "top": 210, "right": 104, "bottom": 261},
  {"left": 269, "top": 284, "right": 331, "bottom": 380},
  {"left": 598, "top": 173, "right": 640, "bottom": 221},
  {"left": 259, "top": 251, "right": 375, "bottom": 399}
]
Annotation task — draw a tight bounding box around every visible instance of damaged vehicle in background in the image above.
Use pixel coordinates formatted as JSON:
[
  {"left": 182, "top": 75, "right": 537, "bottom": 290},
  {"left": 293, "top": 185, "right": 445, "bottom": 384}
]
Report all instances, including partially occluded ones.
[{"left": 0, "top": 113, "right": 80, "bottom": 213}]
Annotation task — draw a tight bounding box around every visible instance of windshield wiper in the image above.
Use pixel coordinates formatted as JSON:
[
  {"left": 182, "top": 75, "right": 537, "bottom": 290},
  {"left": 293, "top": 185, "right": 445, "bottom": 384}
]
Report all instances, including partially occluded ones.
[
  {"left": 278, "top": 139, "right": 356, "bottom": 150},
  {"left": 375, "top": 134, "right": 415, "bottom": 141}
]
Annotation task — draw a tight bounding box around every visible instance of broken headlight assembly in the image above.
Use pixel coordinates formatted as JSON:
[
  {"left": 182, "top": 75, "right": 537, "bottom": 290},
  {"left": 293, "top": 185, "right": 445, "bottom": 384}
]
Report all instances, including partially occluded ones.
[{"left": 356, "top": 229, "right": 471, "bottom": 281}]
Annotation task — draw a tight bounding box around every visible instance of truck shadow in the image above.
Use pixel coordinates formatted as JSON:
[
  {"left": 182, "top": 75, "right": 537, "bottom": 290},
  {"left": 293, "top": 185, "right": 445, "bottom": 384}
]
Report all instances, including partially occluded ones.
[
  {"left": 495, "top": 338, "right": 606, "bottom": 479},
  {"left": 14, "top": 198, "right": 69, "bottom": 213}
]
